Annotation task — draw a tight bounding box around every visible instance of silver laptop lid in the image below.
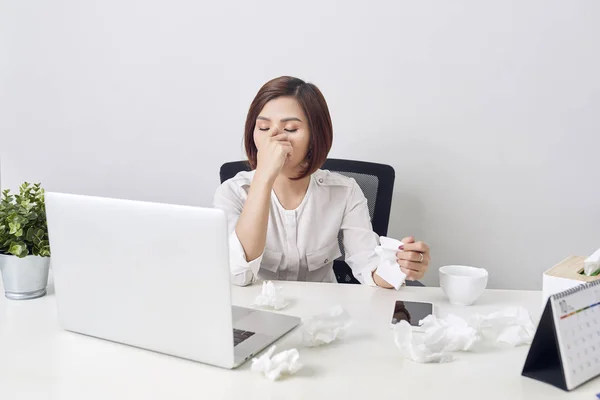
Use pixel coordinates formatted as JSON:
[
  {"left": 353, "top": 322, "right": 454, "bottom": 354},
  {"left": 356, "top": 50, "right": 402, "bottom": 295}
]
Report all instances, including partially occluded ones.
[{"left": 45, "top": 192, "right": 235, "bottom": 368}]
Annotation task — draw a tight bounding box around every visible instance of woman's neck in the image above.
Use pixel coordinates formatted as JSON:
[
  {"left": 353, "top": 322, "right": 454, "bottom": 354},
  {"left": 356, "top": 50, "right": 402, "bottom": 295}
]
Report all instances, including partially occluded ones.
[
  {"left": 273, "top": 173, "right": 310, "bottom": 195},
  {"left": 272, "top": 173, "right": 311, "bottom": 210}
]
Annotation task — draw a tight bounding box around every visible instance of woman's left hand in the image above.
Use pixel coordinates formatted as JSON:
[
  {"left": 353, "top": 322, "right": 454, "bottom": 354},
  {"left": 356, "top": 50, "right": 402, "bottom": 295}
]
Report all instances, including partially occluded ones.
[{"left": 396, "top": 236, "right": 430, "bottom": 281}]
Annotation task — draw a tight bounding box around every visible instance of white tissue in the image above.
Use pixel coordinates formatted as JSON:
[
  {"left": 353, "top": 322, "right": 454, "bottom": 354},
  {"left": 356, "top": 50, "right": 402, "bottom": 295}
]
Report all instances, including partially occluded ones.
[
  {"left": 584, "top": 247, "right": 600, "bottom": 276},
  {"left": 393, "top": 307, "right": 535, "bottom": 363},
  {"left": 300, "top": 305, "right": 352, "bottom": 347},
  {"left": 419, "top": 314, "right": 479, "bottom": 352},
  {"left": 254, "top": 281, "right": 289, "bottom": 310},
  {"left": 251, "top": 345, "right": 302, "bottom": 381},
  {"left": 374, "top": 236, "right": 407, "bottom": 290},
  {"left": 470, "top": 306, "right": 536, "bottom": 347},
  {"left": 393, "top": 321, "right": 453, "bottom": 363}
]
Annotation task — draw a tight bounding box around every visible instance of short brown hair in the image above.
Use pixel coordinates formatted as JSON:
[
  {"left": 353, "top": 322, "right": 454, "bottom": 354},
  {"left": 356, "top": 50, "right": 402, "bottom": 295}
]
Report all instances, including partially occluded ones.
[{"left": 244, "top": 76, "right": 333, "bottom": 180}]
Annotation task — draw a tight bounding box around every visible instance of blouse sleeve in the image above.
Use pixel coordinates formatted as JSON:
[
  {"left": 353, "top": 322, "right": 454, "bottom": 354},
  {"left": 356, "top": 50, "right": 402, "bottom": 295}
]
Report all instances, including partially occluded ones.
[
  {"left": 213, "top": 181, "right": 263, "bottom": 286},
  {"left": 339, "top": 180, "right": 381, "bottom": 286}
]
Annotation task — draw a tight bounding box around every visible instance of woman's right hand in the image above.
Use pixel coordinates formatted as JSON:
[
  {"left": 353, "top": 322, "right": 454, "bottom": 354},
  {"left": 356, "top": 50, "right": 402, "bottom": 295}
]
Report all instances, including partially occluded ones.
[
  {"left": 255, "top": 131, "right": 293, "bottom": 182},
  {"left": 236, "top": 130, "right": 291, "bottom": 266}
]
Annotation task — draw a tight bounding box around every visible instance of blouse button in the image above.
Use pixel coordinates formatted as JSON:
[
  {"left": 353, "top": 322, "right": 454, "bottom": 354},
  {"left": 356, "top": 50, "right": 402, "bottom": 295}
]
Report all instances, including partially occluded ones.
[
  {"left": 318, "top": 178, "right": 323, "bottom": 183},
  {"left": 324, "top": 258, "right": 329, "bottom": 264}
]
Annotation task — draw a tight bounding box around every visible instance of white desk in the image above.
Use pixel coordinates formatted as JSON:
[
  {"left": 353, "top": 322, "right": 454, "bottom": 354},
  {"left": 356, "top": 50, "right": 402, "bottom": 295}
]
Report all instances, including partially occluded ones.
[{"left": 1, "top": 278, "right": 599, "bottom": 400}]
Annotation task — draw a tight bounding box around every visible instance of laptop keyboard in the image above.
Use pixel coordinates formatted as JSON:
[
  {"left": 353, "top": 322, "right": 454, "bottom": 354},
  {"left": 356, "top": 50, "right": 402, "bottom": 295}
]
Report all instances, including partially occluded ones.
[{"left": 233, "top": 329, "right": 255, "bottom": 346}]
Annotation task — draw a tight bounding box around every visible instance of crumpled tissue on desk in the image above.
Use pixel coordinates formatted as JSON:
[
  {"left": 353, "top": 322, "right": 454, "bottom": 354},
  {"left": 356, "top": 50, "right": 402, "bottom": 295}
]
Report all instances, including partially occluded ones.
[
  {"left": 251, "top": 345, "right": 303, "bottom": 381},
  {"left": 394, "top": 306, "right": 535, "bottom": 363},
  {"left": 254, "top": 281, "right": 289, "bottom": 310},
  {"left": 300, "top": 305, "right": 353, "bottom": 347}
]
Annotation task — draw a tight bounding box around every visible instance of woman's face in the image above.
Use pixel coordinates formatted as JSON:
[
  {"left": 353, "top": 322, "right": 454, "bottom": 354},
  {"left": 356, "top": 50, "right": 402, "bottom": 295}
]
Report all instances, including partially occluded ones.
[{"left": 253, "top": 96, "right": 310, "bottom": 176}]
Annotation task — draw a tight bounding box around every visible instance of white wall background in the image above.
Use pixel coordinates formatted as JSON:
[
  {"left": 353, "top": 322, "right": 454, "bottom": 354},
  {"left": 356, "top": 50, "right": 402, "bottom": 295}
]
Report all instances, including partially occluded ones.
[{"left": 1, "top": 0, "right": 599, "bottom": 289}]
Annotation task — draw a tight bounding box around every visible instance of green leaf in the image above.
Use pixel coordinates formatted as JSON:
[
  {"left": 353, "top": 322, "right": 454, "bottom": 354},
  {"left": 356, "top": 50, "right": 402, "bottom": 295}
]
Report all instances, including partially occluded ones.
[
  {"left": 8, "top": 221, "right": 20, "bottom": 234},
  {"left": 8, "top": 242, "right": 28, "bottom": 257},
  {"left": 39, "top": 246, "right": 50, "bottom": 257},
  {"left": 25, "top": 227, "right": 34, "bottom": 241}
]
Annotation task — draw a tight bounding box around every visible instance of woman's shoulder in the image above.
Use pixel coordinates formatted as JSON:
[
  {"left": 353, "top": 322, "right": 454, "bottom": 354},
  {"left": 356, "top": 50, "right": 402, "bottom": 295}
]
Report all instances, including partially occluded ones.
[
  {"left": 222, "top": 170, "right": 255, "bottom": 188},
  {"left": 313, "top": 169, "right": 358, "bottom": 189},
  {"left": 214, "top": 170, "right": 255, "bottom": 201}
]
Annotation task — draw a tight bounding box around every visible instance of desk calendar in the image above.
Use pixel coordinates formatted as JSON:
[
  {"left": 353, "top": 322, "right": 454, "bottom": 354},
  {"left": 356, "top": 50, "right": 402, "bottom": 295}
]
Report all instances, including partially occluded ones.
[{"left": 523, "top": 280, "right": 600, "bottom": 391}]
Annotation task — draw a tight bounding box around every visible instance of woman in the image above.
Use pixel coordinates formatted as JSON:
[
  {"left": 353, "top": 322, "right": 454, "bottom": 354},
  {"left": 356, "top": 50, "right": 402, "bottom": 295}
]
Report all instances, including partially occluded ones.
[{"left": 213, "top": 76, "right": 430, "bottom": 288}]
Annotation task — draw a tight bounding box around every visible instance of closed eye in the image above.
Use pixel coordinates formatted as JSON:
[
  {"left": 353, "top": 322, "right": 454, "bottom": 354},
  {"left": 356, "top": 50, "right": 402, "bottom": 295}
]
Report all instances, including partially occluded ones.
[
  {"left": 284, "top": 129, "right": 298, "bottom": 133},
  {"left": 258, "top": 128, "right": 269, "bottom": 131}
]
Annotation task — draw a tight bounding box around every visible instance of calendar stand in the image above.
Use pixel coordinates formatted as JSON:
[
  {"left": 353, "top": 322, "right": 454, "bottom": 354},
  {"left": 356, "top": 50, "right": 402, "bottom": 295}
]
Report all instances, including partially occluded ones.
[
  {"left": 522, "top": 300, "right": 568, "bottom": 390},
  {"left": 522, "top": 280, "right": 600, "bottom": 391}
]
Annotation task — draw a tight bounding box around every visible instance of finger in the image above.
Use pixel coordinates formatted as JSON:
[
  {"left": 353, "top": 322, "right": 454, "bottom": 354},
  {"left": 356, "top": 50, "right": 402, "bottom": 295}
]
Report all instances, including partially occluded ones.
[
  {"left": 400, "top": 267, "right": 413, "bottom": 280},
  {"left": 278, "top": 142, "right": 293, "bottom": 155},
  {"left": 399, "top": 237, "right": 415, "bottom": 249},
  {"left": 282, "top": 147, "right": 293, "bottom": 161},
  {"left": 397, "top": 251, "right": 429, "bottom": 265},
  {"left": 276, "top": 140, "right": 292, "bottom": 147},
  {"left": 397, "top": 259, "right": 427, "bottom": 273},
  {"left": 400, "top": 236, "right": 415, "bottom": 245},
  {"left": 400, "top": 266, "right": 423, "bottom": 281},
  {"left": 285, "top": 149, "right": 294, "bottom": 160},
  {"left": 402, "top": 241, "right": 429, "bottom": 253},
  {"left": 396, "top": 250, "right": 423, "bottom": 262},
  {"left": 271, "top": 133, "right": 289, "bottom": 141}
]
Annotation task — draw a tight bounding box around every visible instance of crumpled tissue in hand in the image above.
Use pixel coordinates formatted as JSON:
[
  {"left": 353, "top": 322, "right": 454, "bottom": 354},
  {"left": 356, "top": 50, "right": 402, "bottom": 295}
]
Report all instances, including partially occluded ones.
[
  {"left": 393, "top": 306, "right": 535, "bottom": 363},
  {"left": 251, "top": 345, "right": 302, "bottom": 381},
  {"left": 254, "top": 281, "right": 289, "bottom": 310},
  {"left": 300, "top": 305, "right": 352, "bottom": 347},
  {"left": 374, "top": 236, "right": 407, "bottom": 290}
]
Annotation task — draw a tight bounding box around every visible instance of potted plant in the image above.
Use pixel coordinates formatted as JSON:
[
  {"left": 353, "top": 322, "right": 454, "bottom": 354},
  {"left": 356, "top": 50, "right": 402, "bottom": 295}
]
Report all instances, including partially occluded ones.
[{"left": 0, "top": 182, "right": 51, "bottom": 300}]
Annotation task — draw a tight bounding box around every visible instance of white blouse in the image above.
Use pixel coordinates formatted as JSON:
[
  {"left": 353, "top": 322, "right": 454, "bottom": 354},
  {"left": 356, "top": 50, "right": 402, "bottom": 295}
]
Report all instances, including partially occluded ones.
[{"left": 212, "top": 169, "right": 380, "bottom": 287}]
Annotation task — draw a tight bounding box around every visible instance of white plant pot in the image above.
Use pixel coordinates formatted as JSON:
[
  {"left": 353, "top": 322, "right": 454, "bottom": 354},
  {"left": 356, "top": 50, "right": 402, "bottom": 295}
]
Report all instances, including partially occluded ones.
[{"left": 0, "top": 254, "right": 50, "bottom": 300}]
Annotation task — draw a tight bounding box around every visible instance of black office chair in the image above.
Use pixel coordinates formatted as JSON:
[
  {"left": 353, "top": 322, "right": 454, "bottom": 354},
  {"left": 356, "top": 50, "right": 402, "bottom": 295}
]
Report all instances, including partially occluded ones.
[{"left": 219, "top": 158, "right": 424, "bottom": 287}]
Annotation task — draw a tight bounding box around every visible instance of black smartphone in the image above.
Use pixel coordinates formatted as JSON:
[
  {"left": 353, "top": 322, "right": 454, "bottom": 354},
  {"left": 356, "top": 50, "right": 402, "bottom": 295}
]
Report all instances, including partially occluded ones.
[{"left": 391, "top": 300, "right": 434, "bottom": 326}]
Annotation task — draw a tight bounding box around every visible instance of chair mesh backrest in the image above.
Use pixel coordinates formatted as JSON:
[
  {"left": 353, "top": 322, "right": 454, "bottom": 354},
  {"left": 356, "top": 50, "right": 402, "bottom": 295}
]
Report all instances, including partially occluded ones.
[{"left": 334, "top": 171, "right": 379, "bottom": 220}]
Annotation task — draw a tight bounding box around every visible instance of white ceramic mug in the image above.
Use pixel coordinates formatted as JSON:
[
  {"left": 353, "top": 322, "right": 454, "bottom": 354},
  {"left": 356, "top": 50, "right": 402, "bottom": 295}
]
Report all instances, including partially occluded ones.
[{"left": 439, "top": 265, "right": 488, "bottom": 306}]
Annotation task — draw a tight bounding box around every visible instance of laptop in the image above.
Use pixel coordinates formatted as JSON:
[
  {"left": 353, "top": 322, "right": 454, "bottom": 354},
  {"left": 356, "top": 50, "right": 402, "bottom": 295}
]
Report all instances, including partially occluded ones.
[{"left": 45, "top": 192, "right": 300, "bottom": 369}]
